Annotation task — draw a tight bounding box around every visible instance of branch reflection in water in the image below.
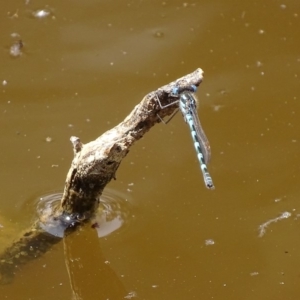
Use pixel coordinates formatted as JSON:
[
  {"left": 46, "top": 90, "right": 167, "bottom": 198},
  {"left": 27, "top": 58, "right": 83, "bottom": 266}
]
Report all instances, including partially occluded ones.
[{"left": 38, "top": 188, "right": 133, "bottom": 299}]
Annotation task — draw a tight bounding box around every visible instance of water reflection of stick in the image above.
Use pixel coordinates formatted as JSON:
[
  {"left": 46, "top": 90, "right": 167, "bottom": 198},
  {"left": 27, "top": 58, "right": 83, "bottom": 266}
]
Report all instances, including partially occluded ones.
[
  {"left": 64, "top": 225, "right": 128, "bottom": 299},
  {"left": 0, "top": 69, "right": 204, "bottom": 284}
]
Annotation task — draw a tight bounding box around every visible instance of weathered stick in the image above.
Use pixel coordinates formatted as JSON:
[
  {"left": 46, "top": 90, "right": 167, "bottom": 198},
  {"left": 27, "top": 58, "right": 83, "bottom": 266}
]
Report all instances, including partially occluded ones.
[{"left": 0, "top": 68, "right": 204, "bottom": 284}]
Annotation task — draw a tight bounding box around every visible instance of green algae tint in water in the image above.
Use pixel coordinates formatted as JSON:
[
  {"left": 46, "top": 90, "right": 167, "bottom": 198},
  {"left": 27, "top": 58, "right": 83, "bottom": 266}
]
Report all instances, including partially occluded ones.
[{"left": 1, "top": 0, "right": 300, "bottom": 299}]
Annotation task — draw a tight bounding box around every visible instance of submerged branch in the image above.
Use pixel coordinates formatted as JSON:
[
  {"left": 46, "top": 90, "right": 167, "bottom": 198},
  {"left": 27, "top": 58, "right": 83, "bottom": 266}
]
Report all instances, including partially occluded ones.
[{"left": 0, "top": 68, "right": 204, "bottom": 284}]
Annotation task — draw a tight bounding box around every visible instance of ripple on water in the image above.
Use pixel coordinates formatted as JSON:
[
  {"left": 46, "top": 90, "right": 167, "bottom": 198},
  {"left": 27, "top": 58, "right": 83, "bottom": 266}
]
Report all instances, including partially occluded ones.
[{"left": 37, "top": 189, "right": 132, "bottom": 238}]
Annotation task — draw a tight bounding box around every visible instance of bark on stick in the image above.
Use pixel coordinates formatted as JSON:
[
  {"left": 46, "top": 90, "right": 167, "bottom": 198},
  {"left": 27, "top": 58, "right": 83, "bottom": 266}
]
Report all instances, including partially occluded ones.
[{"left": 0, "top": 68, "right": 204, "bottom": 284}]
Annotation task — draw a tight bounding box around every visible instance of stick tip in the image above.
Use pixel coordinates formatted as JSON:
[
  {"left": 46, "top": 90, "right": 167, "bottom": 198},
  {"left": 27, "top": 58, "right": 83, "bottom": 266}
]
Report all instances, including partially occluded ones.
[{"left": 70, "top": 136, "right": 83, "bottom": 153}]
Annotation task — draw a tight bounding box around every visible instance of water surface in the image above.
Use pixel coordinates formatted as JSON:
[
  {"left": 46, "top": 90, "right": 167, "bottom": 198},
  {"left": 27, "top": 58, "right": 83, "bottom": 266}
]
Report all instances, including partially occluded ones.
[{"left": 1, "top": 0, "right": 300, "bottom": 299}]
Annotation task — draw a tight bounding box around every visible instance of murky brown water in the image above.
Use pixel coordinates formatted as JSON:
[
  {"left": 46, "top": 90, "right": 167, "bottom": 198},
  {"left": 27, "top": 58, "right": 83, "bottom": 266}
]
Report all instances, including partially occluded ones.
[{"left": 1, "top": 0, "right": 300, "bottom": 299}]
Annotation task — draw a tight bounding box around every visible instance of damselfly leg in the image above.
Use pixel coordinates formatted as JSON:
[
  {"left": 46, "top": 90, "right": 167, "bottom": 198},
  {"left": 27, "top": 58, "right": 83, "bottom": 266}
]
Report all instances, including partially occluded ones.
[
  {"left": 155, "top": 94, "right": 179, "bottom": 124},
  {"left": 155, "top": 85, "right": 197, "bottom": 124}
]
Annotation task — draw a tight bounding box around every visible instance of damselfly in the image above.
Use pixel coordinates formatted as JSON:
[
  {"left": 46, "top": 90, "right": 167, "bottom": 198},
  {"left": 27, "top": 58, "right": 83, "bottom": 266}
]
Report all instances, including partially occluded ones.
[{"left": 156, "top": 85, "right": 214, "bottom": 189}]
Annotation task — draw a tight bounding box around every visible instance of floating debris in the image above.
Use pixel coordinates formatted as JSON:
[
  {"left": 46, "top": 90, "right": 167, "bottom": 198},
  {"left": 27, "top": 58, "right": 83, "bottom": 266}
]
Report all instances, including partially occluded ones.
[
  {"left": 33, "top": 9, "right": 51, "bottom": 19},
  {"left": 258, "top": 211, "right": 291, "bottom": 237},
  {"left": 153, "top": 31, "right": 164, "bottom": 38},
  {"left": 10, "top": 40, "right": 23, "bottom": 57},
  {"left": 124, "top": 291, "right": 137, "bottom": 299},
  {"left": 205, "top": 239, "right": 215, "bottom": 246},
  {"left": 8, "top": 10, "right": 19, "bottom": 19}
]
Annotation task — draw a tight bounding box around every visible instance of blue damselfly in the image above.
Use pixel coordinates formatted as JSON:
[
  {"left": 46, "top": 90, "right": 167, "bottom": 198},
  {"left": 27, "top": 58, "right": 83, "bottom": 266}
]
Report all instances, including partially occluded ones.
[{"left": 156, "top": 85, "right": 214, "bottom": 189}]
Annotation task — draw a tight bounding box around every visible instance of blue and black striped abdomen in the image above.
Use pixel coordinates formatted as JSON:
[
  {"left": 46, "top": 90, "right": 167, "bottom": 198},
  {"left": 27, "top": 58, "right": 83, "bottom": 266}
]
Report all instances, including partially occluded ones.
[{"left": 179, "top": 92, "right": 214, "bottom": 189}]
